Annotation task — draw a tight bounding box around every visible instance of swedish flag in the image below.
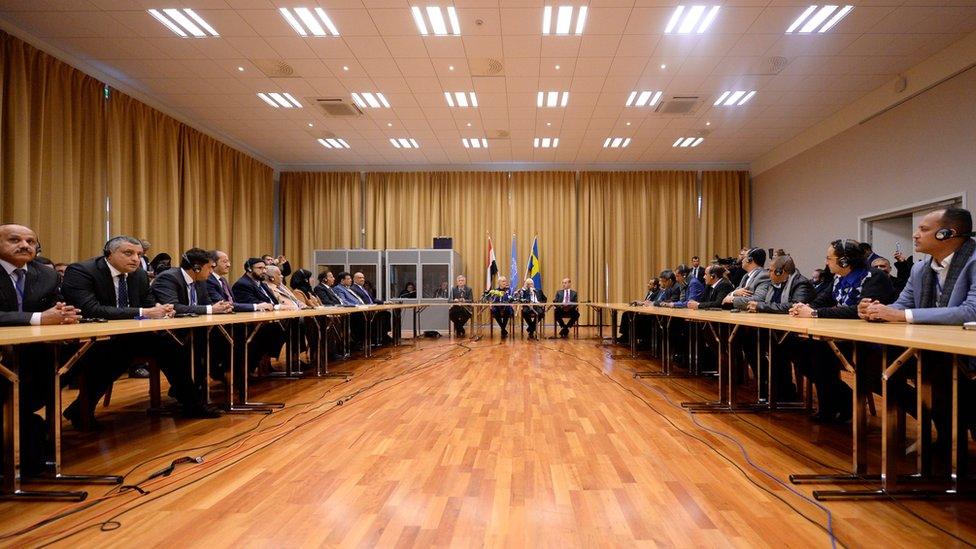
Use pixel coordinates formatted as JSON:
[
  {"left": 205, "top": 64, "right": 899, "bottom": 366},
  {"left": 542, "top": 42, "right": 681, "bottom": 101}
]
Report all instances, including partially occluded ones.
[{"left": 525, "top": 236, "right": 541, "bottom": 290}]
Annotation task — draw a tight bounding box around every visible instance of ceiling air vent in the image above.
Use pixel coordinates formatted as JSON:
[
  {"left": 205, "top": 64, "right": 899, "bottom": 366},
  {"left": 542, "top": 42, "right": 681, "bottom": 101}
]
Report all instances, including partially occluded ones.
[
  {"left": 468, "top": 57, "right": 504, "bottom": 76},
  {"left": 315, "top": 98, "right": 363, "bottom": 117},
  {"left": 251, "top": 59, "right": 297, "bottom": 78},
  {"left": 654, "top": 96, "right": 702, "bottom": 115},
  {"left": 491, "top": 129, "right": 510, "bottom": 139}
]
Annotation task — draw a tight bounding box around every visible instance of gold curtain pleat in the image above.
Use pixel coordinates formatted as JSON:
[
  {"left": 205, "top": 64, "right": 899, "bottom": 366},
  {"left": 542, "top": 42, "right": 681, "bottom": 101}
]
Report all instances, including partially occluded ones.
[
  {"left": 579, "top": 171, "right": 698, "bottom": 321},
  {"left": 106, "top": 92, "right": 181, "bottom": 258},
  {"left": 509, "top": 171, "right": 576, "bottom": 298},
  {"left": 699, "top": 170, "right": 751, "bottom": 260},
  {"left": 179, "top": 128, "right": 274, "bottom": 276},
  {"left": 0, "top": 30, "right": 105, "bottom": 261},
  {"left": 280, "top": 171, "right": 361, "bottom": 270}
]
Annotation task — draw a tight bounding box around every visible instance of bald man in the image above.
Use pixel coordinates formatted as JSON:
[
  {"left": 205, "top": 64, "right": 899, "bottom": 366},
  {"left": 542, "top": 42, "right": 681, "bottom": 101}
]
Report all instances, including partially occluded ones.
[{"left": 0, "top": 224, "right": 81, "bottom": 474}]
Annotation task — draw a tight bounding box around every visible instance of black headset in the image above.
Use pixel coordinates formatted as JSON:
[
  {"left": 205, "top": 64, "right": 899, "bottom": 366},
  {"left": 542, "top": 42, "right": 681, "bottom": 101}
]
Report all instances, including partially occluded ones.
[
  {"left": 831, "top": 239, "right": 860, "bottom": 269},
  {"left": 773, "top": 266, "right": 785, "bottom": 276},
  {"left": 181, "top": 253, "right": 204, "bottom": 273},
  {"left": 935, "top": 227, "right": 976, "bottom": 241}
]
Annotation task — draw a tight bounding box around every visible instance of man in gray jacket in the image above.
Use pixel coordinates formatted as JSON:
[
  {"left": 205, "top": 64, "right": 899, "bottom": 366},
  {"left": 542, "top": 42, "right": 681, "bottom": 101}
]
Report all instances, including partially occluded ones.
[
  {"left": 742, "top": 255, "right": 815, "bottom": 313},
  {"left": 858, "top": 207, "right": 976, "bottom": 449},
  {"left": 723, "top": 247, "right": 771, "bottom": 309}
]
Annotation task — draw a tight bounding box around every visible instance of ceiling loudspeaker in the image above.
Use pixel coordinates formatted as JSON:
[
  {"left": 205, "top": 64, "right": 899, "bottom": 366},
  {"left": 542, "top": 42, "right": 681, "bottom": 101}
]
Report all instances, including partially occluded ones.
[
  {"left": 654, "top": 96, "right": 703, "bottom": 115},
  {"left": 251, "top": 59, "right": 297, "bottom": 78},
  {"left": 315, "top": 98, "right": 363, "bottom": 117},
  {"left": 766, "top": 56, "right": 790, "bottom": 75},
  {"left": 468, "top": 58, "right": 504, "bottom": 77}
]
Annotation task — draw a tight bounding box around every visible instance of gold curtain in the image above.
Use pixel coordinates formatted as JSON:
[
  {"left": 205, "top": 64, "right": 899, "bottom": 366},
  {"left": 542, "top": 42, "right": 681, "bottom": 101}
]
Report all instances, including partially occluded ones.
[
  {"left": 699, "top": 170, "right": 751, "bottom": 260},
  {"left": 509, "top": 171, "right": 576, "bottom": 299},
  {"left": 0, "top": 31, "right": 105, "bottom": 262},
  {"left": 280, "top": 171, "right": 361, "bottom": 271},
  {"left": 579, "top": 171, "right": 698, "bottom": 319},
  {"left": 106, "top": 92, "right": 181, "bottom": 259},
  {"left": 179, "top": 128, "right": 274, "bottom": 277},
  {"left": 364, "top": 171, "right": 512, "bottom": 289}
]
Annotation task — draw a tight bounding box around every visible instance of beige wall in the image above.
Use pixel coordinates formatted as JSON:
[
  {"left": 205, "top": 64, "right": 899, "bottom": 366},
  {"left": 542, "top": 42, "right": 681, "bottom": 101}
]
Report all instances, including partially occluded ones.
[{"left": 751, "top": 66, "right": 976, "bottom": 274}]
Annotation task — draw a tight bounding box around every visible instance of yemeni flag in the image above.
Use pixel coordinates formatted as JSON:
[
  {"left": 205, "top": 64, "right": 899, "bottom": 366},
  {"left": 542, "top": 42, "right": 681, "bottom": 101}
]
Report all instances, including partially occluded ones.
[{"left": 485, "top": 235, "right": 498, "bottom": 291}]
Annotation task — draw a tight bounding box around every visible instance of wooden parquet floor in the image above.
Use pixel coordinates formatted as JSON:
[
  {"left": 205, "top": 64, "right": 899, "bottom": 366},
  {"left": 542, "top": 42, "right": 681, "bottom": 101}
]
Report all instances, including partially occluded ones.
[{"left": 1, "top": 331, "right": 975, "bottom": 547}]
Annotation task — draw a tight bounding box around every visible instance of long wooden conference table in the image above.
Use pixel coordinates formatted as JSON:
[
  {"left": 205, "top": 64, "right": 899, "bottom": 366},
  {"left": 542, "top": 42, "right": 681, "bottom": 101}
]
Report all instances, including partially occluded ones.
[
  {"left": 0, "top": 303, "right": 419, "bottom": 501},
  {"left": 589, "top": 302, "right": 976, "bottom": 501}
]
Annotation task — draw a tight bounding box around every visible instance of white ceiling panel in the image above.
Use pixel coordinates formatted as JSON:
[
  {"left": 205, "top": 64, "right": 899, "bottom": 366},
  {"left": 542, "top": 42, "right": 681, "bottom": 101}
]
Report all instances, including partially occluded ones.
[{"left": 0, "top": 0, "right": 973, "bottom": 168}]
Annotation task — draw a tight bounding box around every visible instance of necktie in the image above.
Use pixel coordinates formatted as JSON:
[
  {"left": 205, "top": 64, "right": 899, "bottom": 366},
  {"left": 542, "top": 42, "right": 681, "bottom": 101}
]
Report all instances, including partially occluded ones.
[
  {"left": 118, "top": 274, "right": 129, "bottom": 308},
  {"left": 189, "top": 283, "right": 197, "bottom": 306},
  {"left": 563, "top": 290, "right": 570, "bottom": 304},
  {"left": 13, "top": 268, "right": 26, "bottom": 312},
  {"left": 220, "top": 277, "right": 233, "bottom": 302}
]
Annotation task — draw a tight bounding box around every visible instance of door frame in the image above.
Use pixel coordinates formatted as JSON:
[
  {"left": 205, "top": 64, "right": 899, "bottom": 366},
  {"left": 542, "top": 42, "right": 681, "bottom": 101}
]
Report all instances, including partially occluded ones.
[{"left": 858, "top": 193, "right": 967, "bottom": 242}]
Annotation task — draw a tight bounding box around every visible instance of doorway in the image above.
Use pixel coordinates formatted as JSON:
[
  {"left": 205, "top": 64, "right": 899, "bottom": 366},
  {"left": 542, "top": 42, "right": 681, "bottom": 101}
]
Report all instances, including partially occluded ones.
[{"left": 860, "top": 194, "right": 966, "bottom": 263}]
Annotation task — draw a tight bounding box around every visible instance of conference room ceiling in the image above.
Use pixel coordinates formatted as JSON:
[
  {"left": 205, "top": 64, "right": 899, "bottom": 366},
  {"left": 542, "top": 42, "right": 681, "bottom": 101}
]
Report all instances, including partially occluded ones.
[{"left": 2, "top": 1, "right": 975, "bottom": 169}]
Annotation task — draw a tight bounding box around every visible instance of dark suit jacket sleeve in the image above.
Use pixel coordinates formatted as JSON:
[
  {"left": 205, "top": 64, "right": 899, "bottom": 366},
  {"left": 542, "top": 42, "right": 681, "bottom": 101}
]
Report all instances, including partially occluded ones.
[
  {"left": 0, "top": 266, "right": 59, "bottom": 326},
  {"left": 151, "top": 270, "right": 210, "bottom": 315},
  {"left": 61, "top": 261, "right": 142, "bottom": 320},
  {"left": 232, "top": 278, "right": 265, "bottom": 304},
  {"left": 206, "top": 276, "right": 224, "bottom": 304},
  {"left": 696, "top": 282, "right": 733, "bottom": 309}
]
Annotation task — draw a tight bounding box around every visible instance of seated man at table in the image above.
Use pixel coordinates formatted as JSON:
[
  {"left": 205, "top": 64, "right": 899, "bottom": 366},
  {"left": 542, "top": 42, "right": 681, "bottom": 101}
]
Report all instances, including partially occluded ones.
[
  {"left": 207, "top": 250, "right": 273, "bottom": 313},
  {"left": 331, "top": 271, "right": 368, "bottom": 349},
  {"left": 449, "top": 274, "right": 474, "bottom": 337},
  {"left": 314, "top": 270, "right": 342, "bottom": 306},
  {"left": 352, "top": 271, "right": 392, "bottom": 345},
  {"left": 515, "top": 278, "right": 547, "bottom": 339},
  {"left": 738, "top": 255, "right": 815, "bottom": 400},
  {"left": 489, "top": 276, "right": 514, "bottom": 339},
  {"left": 0, "top": 224, "right": 81, "bottom": 473},
  {"left": 232, "top": 257, "right": 286, "bottom": 372},
  {"left": 724, "top": 247, "right": 771, "bottom": 310},
  {"left": 859, "top": 207, "right": 976, "bottom": 439},
  {"left": 661, "top": 264, "right": 705, "bottom": 308},
  {"left": 688, "top": 265, "right": 734, "bottom": 310},
  {"left": 618, "top": 277, "right": 659, "bottom": 344},
  {"left": 789, "top": 239, "right": 895, "bottom": 423},
  {"left": 61, "top": 236, "right": 220, "bottom": 425},
  {"left": 553, "top": 277, "right": 579, "bottom": 338}
]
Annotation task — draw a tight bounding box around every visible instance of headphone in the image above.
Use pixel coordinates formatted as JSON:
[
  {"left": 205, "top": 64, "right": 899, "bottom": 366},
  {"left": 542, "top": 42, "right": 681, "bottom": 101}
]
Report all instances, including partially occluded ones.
[
  {"left": 831, "top": 239, "right": 860, "bottom": 269},
  {"left": 181, "top": 253, "right": 204, "bottom": 273},
  {"left": 935, "top": 228, "right": 976, "bottom": 241},
  {"left": 773, "top": 266, "right": 785, "bottom": 276}
]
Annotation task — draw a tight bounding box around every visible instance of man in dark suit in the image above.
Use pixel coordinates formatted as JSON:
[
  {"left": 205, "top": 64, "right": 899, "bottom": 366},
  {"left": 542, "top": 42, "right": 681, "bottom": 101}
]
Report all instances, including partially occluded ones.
[
  {"left": 448, "top": 274, "right": 473, "bottom": 337},
  {"left": 232, "top": 257, "right": 285, "bottom": 370},
  {"left": 207, "top": 250, "right": 273, "bottom": 313},
  {"left": 0, "top": 224, "right": 81, "bottom": 473},
  {"left": 689, "top": 256, "right": 706, "bottom": 282},
  {"left": 743, "top": 255, "right": 815, "bottom": 314},
  {"left": 724, "top": 247, "right": 771, "bottom": 309},
  {"left": 688, "top": 265, "right": 734, "bottom": 310},
  {"left": 61, "top": 236, "right": 219, "bottom": 425},
  {"left": 618, "top": 277, "right": 659, "bottom": 344},
  {"left": 515, "top": 278, "right": 547, "bottom": 340},
  {"left": 152, "top": 248, "right": 234, "bottom": 316},
  {"left": 552, "top": 277, "right": 579, "bottom": 338},
  {"left": 351, "top": 271, "right": 391, "bottom": 345},
  {"left": 314, "top": 270, "right": 341, "bottom": 306}
]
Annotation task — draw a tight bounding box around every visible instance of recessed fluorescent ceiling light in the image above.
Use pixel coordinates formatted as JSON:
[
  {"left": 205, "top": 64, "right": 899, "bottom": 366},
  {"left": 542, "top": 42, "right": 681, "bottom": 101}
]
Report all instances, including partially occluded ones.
[
  {"left": 318, "top": 138, "right": 350, "bottom": 149},
  {"left": 713, "top": 90, "right": 756, "bottom": 106},
  {"left": 444, "top": 92, "right": 478, "bottom": 107},
  {"left": 537, "top": 91, "right": 569, "bottom": 108},
  {"left": 257, "top": 92, "right": 303, "bottom": 108},
  {"left": 533, "top": 137, "right": 559, "bottom": 148},
  {"left": 672, "top": 137, "right": 704, "bottom": 148},
  {"left": 390, "top": 138, "right": 420, "bottom": 148},
  {"left": 412, "top": 6, "right": 460, "bottom": 36},
  {"left": 625, "top": 90, "right": 663, "bottom": 107},
  {"left": 542, "top": 5, "right": 588, "bottom": 35},
  {"left": 351, "top": 92, "right": 391, "bottom": 109},
  {"left": 462, "top": 138, "right": 488, "bottom": 148},
  {"left": 603, "top": 137, "right": 631, "bottom": 149},
  {"left": 148, "top": 8, "right": 219, "bottom": 38},
  {"left": 279, "top": 7, "right": 339, "bottom": 37},
  {"left": 786, "top": 5, "right": 853, "bottom": 34},
  {"left": 664, "top": 5, "right": 720, "bottom": 34}
]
